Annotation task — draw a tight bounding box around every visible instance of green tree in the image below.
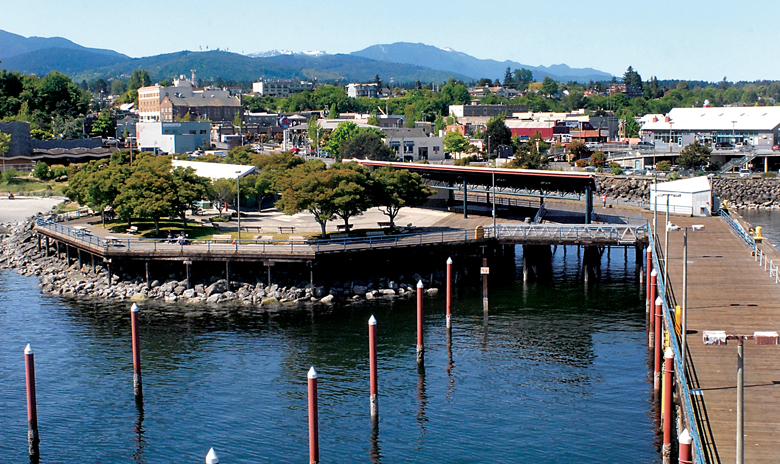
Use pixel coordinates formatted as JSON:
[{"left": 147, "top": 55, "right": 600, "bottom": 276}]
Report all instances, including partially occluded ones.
[
  {"left": 170, "top": 166, "right": 211, "bottom": 226},
  {"left": 90, "top": 110, "right": 113, "bottom": 137},
  {"left": 434, "top": 114, "right": 446, "bottom": 133},
  {"left": 33, "top": 161, "right": 50, "bottom": 179},
  {"left": 657, "top": 160, "right": 672, "bottom": 172},
  {"left": 307, "top": 117, "right": 322, "bottom": 153},
  {"left": 370, "top": 166, "right": 432, "bottom": 228},
  {"left": 367, "top": 114, "right": 380, "bottom": 126},
  {"left": 676, "top": 141, "right": 711, "bottom": 169},
  {"left": 484, "top": 114, "right": 512, "bottom": 152},
  {"left": 115, "top": 155, "right": 177, "bottom": 234},
  {"left": 340, "top": 132, "right": 395, "bottom": 160},
  {"left": 503, "top": 67, "right": 514, "bottom": 88},
  {"left": 127, "top": 70, "right": 151, "bottom": 91},
  {"left": 590, "top": 151, "right": 606, "bottom": 167},
  {"left": 275, "top": 161, "right": 334, "bottom": 236},
  {"left": 513, "top": 68, "right": 534, "bottom": 90},
  {"left": 513, "top": 132, "right": 548, "bottom": 169},
  {"left": 209, "top": 178, "right": 236, "bottom": 217},
  {"left": 542, "top": 76, "right": 559, "bottom": 96},
  {"left": 327, "top": 162, "right": 373, "bottom": 231},
  {"left": 444, "top": 130, "right": 471, "bottom": 154},
  {"left": 325, "top": 121, "right": 360, "bottom": 158},
  {"left": 568, "top": 140, "right": 591, "bottom": 160},
  {"left": 0, "top": 132, "right": 10, "bottom": 159},
  {"left": 623, "top": 66, "right": 643, "bottom": 89}
]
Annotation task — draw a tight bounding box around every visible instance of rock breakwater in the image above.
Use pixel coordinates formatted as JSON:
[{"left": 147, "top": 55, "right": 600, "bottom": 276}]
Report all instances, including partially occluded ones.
[{"left": 1, "top": 219, "right": 440, "bottom": 309}]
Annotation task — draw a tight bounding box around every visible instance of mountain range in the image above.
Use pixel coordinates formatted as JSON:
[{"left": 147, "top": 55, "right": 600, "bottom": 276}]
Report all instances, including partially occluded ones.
[{"left": 0, "top": 30, "right": 613, "bottom": 84}]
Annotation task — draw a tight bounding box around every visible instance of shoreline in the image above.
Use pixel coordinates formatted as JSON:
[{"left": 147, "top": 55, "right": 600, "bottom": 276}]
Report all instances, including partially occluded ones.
[{"left": 0, "top": 218, "right": 439, "bottom": 309}]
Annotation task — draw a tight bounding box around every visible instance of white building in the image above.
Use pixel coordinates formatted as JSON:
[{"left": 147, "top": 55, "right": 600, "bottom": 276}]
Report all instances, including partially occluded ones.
[
  {"left": 650, "top": 176, "right": 712, "bottom": 217},
  {"left": 138, "top": 75, "right": 238, "bottom": 123},
  {"left": 346, "top": 83, "right": 378, "bottom": 98},
  {"left": 136, "top": 121, "right": 211, "bottom": 155},
  {"left": 252, "top": 78, "right": 314, "bottom": 97}
]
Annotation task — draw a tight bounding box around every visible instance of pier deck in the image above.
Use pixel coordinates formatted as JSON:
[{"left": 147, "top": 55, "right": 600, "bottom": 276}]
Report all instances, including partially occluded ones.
[{"left": 663, "top": 214, "right": 780, "bottom": 463}]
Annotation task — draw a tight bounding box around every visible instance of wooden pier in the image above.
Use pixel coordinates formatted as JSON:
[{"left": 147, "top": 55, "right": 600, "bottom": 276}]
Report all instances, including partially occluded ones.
[{"left": 661, "top": 213, "right": 780, "bottom": 463}]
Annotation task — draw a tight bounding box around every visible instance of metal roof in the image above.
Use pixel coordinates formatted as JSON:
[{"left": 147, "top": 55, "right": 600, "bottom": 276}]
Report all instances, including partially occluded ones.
[
  {"left": 641, "top": 107, "right": 780, "bottom": 132},
  {"left": 172, "top": 160, "right": 257, "bottom": 180},
  {"left": 349, "top": 160, "right": 597, "bottom": 194}
]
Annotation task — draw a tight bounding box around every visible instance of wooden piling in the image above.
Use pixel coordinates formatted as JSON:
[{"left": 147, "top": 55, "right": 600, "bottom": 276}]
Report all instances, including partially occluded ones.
[
  {"left": 654, "top": 296, "right": 663, "bottom": 396},
  {"left": 649, "top": 269, "right": 657, "bottom": 347},
  {"left": 446, "top": 257, "right": 452, "bottom": 329},
  {"left": 416, "top": 280, "right": 424, "bottom": 366},
  {"left": 130, "top": 303, "right": 143, "bottom": 399},
  {"left": 24, "top": 343, "right": 39, "bottom": 457},
  {"left": 308, "top": 367, "right": 319, "bottom": 464},
  {"left": 662, "top": 347, "right": 674, "bottom": 464},
  {"left": 481, "top": 258, "right": 488, "bottom": 312},
  {"left": 678, "top": 429, "right": 692, "bottom": 464},
  {"left": 368, "top": 315, "right": 378, "bottom": 419}
]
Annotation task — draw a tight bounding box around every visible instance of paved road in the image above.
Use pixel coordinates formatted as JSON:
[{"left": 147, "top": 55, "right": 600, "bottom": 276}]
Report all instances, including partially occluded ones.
[{"left": 0, "top": 196, "right": 66, "bottom": 223}]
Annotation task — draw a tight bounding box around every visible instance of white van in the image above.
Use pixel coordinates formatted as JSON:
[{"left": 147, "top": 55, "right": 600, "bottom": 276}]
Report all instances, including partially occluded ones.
[{"left": 738, "top": 168, "right": 751, "bottom": 178}]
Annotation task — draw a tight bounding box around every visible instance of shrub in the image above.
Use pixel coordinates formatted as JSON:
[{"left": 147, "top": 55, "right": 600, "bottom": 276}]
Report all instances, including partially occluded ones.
[
  {"left": 761, "top": 172, "right": 777, "bottom": 178},
  {"left": 210, "top": 216, "right": 230, "bottom": 222},
  {"left": 610, "top": 165, "right": 623, "bottom": 175},
  {"left": 575, "top": 159, "right": 589, "bottom": 167},
  {"left": 657, "top": 160, "right": 672, "bottom": 171}
]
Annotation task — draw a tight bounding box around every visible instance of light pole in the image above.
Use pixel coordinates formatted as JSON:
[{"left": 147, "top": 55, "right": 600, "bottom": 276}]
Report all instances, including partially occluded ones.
[
  {"left": 703, "top": 330, "right": 780, "bottom": 464},
  {"left": 732, "top": 120, "right": 737, "bottom": 156},
  {"left": 235, "top": 170, "right": 242, "bottom": 243},
  {"left": 655, "top": 192, "right": 681, "bottom": 288}
]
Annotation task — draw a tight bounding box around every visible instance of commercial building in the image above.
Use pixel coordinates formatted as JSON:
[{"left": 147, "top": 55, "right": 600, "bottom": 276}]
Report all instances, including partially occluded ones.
[
  {"left": 448, "top": 104, "right": 528, "bottom": 118},
  {"left": 136, "top": 121, "right": 211, "bottom": 155},
  {"left": 252, "top": 78, "right": 315, "bottom": 97},
  {"left": 382, "top": 128, "right": 444, "bottom": 162},
  {"left": 639, "top": 107, "right": 780, "bottom": 151},
  {"left": 346, "top": 83, "right": 378, "bottom": 98},
  {"left": 139, "top": 75, "right": 242, "bottom": 123}
]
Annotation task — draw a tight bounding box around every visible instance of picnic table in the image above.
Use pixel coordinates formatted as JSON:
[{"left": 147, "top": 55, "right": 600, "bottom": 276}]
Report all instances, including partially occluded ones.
[
  {"left": 73, "top": 226, "right": 91, "bottom": 237},
  {"left": 105, "top": 236, "right": 123, "bottom": 247},
  {"left": 377, "top": 222, "right": 392, "bottom": 229},
  {"left": 278, "top": 226, "right": 296, "bottom": 234},
  {"left": 336, "top": 224, "right": 353, "bottom": 232}
]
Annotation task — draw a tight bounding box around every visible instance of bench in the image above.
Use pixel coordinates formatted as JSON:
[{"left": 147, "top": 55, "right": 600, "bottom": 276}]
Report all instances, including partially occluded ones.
[
  {"left": 366, "top": 231, "right": 385, "bottom": 237},
  {"left": 126, "top": 226, "right": 139, "bottom": 234},
  {"left": 289, "top": 235, "right": 308, "bottom": 242},
  {"left": 377, "top": 222, "right": 392, "bottom": 229},
  {"left": 336, "top": 224, "right": 353, "bottom": 232},
  {"left": 330, "top": 233, "right": 349, "bottom": 239},
  {"left": 254, "top": 235, "right": 274, "bottom": 242},
  {"left": 279, "top": 226, "right": 296, "bottom": 234},
  {"left": 212, "top": 234, "right": 233, "bottom": 242},
  {"left": 243, "top": 226, "right": 262, "bottom": 233}
]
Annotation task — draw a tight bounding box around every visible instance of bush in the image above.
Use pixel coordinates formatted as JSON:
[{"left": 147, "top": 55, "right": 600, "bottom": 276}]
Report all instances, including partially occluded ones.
[
  {"left": 33, "top": 161, "right": 50, "bottom": 180},
  {"left": 575, "top": 159, "right": 589, "bottom": 167},
  {"left": 230, "top": 211, "right": 247, "bottom": 218},
  {"left": 610, "top": 165, "right": 623, "bottom": 175},
  {"left": 761, "top": 172, "right": 777, "bottom": 178},
  {"left": 210, "top": 216, "right": 230, "bottom": 222},
  {"left": 670, "top": 171, "right": 680, "bottom": 180},
  {"left": 657, "top": 160, "right": 672, "bottom": 171},
  {"left": 1, "top": 168, "right": 20, "bottom": 184},
  {"left": 454, "top": 155, "right": 479, "bottom": 166},
  {"left": 50, "top": 165, "right": 69, "bottom": 178}
]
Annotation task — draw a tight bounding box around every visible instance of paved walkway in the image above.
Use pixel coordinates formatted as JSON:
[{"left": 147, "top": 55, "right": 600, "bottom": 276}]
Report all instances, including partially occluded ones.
[{"left": 663, "top": 213, "right": 780, "bottom": 463}]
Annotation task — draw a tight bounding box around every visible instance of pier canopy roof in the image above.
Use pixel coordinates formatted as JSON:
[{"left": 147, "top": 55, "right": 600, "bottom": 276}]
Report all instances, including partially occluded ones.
[
  {"left": 642, "top": 107, "right": 780, "bottom": 132},
  {"left": 172, "top": 160, "right": 257, "bottom": 180},
  {"left": 347, "top": 159, "right": 597, "bottom": 195}
]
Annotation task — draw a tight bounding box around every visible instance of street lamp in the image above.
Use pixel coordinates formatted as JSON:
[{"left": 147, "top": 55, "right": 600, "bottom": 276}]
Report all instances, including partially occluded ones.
[
  {"left": 235, "top": 170, "right": 242, "bottom": 243},
  {"left": 732, "top": 120, "right": 737, "bottom": 156},
  {"left": 655, "top": 192, "right": 681, "bottom": 287},
  {"left": 702, "top": 330, "right": 780, "bottom": 464}
]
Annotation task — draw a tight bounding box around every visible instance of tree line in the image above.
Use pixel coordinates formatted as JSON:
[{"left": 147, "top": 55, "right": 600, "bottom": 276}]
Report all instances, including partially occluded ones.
[{"left": 63, "top": 149, "right": 431, "bottom": 237}]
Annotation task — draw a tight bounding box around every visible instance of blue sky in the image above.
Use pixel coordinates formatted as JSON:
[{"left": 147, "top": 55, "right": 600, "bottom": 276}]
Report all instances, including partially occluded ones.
[{"left": 2, "top": 0, "right": 778, "bottom": 82}]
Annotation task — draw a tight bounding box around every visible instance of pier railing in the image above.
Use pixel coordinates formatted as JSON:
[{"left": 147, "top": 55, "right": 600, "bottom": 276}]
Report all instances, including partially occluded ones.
[
  {"left": 651, "top": 231, "right": 706, "bottom": 464},
  {"left": 36, "top": 218, "right": 651, "bottom": 255}
]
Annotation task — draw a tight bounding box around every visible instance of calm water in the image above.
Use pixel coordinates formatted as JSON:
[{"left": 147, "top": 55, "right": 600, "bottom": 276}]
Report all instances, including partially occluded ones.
[
  {"left": 0, "top": 246, "right": 658, "bottom": 463},
  {"left": 741, "top": 209, "right": 780, "bottom": 244}
]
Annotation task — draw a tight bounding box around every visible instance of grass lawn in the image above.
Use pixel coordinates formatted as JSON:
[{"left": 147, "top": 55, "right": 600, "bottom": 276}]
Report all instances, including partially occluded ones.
[{"left": 102, "top": 219, "right": 217, "bottom": 239}]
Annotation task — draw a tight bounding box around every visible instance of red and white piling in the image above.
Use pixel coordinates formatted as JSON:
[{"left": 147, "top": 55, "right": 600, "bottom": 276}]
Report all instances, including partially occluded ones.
[
  {"left": 654, "top": 296, "right": 663, "bottom": 394},
  {"left": 416, "top": 280, "right": 424, "bottom": 366},
  {"left": 130, "top": 303, "right": 143, "bottom": 399},
  {"left": 368, "top": 315, "right": 378, "bottom": 419},
  {"left": 662, "top": 347, "right": 674, "bottom": 464},
  {"left": 649, "top": 269, "right": 657, "bottom": 347},
  {"left": 645, "top": 248, "right": 652, "bottom": 308},
  {"left": 678, "top": 428, "right": 692, "bottom": 464},
  {"left": 446, "top": 257, "right": 452, "bottom": 329},
  {"left": 205, "top": 447, "right": 219, "bottom": 463},
  {"left": 24, "top": 343, "right": 40, "bottom": 457},
  {"left": 308, "top": 366, "right": 319, "bottom": 464}
]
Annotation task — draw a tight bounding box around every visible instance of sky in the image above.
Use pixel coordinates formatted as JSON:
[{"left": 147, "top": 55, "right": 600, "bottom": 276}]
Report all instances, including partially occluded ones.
[{"left": 2, "top": 0, "right": 779, "bottom": 82}]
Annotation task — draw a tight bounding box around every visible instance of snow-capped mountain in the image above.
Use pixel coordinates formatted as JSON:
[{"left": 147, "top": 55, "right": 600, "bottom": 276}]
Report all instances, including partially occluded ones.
[{"left": 248, "top": 50, "right": 328, "bottom": 58}]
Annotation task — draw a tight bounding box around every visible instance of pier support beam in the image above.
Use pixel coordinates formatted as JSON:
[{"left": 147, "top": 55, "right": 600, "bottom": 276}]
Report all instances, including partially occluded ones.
[
  {"left": 462, "top": 178, "right": 468, "bottom": 219},
  {"left": 225, "top": 260, "right": 230, "bottom": 292},
  {"left": 91, "top": 254, "right": 95, "bottom": 274},
  {"left": 66, "top": 244, "right": 70, "bottom": 265},
  {"left": 45, "top": 237, "right": 49, "bottom": 257},
  {"left": 266, "top": 262, "right": 273, "bottom": 287},
  {"left": 309, "top": 262, "right": 314, "bottom": 288},
  {"left": 77, "top": 249, "right": 82, "bottom": 271},
  {"left": 145, "top": 261, "right": 150, "bottom": 288},
  {"left": 582, "top": 246, "right": 601, "bottom": 283},
  {"left": 584, "top": 184, "right": 593, "bottom": 224},
  {"left": 184, "top": 261, "right": 192, "bottom": 289}
]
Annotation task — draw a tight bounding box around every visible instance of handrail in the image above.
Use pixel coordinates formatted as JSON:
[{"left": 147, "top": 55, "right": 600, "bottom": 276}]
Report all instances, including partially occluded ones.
[
  {"left": 718, "top": 209, "right": 755, "bottom": 250},
  {"left": 650, "top": 231, "right": 706, "bottom": 464}
]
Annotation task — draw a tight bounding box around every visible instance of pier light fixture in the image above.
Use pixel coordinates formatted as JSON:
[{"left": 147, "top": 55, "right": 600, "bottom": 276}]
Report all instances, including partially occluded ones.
[{"left": 702, "top": 330, "right": 779, "bottom": 464}]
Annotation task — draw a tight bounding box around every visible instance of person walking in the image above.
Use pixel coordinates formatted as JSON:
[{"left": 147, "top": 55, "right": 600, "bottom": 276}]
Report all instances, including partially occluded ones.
[{"left": 602, "top": 194, "right": 607, "bottom": 208}]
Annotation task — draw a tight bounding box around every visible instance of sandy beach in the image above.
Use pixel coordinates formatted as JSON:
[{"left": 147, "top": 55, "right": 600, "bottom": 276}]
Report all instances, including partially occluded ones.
[{"left": 0, "top": 196, "right": 66, "bottom": 223}]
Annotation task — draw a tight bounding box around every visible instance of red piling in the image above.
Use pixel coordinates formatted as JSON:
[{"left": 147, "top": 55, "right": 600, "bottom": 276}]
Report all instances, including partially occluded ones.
[
  {"left": 416, "top": 280, "right": 424, "bottom": 366},
  {"left": 308, "top": 366, "right": 319, "bottom": 464},
  {"left": 662, "top": 348, "right": 674, "bottom": 463},
  {"left": 646, "top": 248, "right": 652, "bottom": 305},
  {"left": 649, "top": 269, "right": 657, "bottom": 347},
  {"left": 206, "top": 447, "right": 219, "bottom": 463},
  {"left": 130, "top": 303, "right": 143, "bottom": 399},
  {"left": 24, "top": 343, "right": 39, "bottom": 457},
  {"left": 654, "top": 296, "right": 663, "bottom": 395},
  {"left": 678, "top": 428, "right": 692, "bottom": 464},
  {"left": 368, "top": 315, "right": 378, "bottom": 419},
  {"left": 446, "top": 257, "right": 452, "bottom": 329}
]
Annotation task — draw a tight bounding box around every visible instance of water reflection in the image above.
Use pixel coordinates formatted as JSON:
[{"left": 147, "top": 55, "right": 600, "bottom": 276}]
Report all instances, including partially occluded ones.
[{"left": 132, "top": 399, "right": 146, "bottom": 464}]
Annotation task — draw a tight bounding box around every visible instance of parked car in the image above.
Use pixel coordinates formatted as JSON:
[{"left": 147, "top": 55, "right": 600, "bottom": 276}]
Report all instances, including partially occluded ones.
[
  {"left": 772, "top": 145, "right": 779, "bottom": 151},
  {"left": 632, "top": 141, "right": 654, "bottom": 148},
  {"left": 738, "top": 168, "right": 751, "bottom": 178},
  {"left": 715, "top": 142, "right": 733, "bottom": 149}
]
